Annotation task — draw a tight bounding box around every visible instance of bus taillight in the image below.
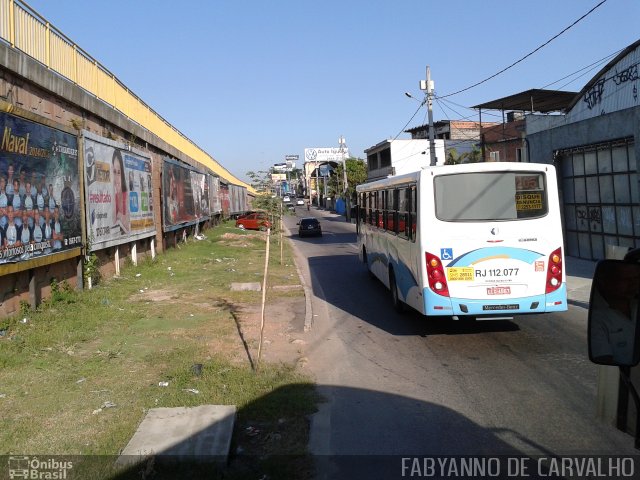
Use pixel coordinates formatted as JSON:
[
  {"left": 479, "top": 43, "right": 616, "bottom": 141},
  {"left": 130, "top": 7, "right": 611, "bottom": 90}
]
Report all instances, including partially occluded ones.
[
  {"left": 426, "top": 252, "right": 450, "bottom": 297},
  {"left": 546, "top": 247, "right": 563, "bottom": 294}
]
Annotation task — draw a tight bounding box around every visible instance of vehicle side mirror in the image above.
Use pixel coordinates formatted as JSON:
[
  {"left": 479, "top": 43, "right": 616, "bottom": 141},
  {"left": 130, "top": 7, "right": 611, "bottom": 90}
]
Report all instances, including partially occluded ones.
[{"left": 588, "top": 259, "right": 640, "bottom": 367}]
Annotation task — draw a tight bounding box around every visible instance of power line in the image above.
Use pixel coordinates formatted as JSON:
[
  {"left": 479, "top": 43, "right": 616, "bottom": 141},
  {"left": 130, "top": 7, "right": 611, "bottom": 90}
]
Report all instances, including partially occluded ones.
[
  {"left": 540, "top": 47, "right": 621, "bottom": 90},
  {"left": 438, "top": 0, "right": 608, "bottom": 99},
  {"left": 390, "top": 99, "right": 425, "bottom": 142}
]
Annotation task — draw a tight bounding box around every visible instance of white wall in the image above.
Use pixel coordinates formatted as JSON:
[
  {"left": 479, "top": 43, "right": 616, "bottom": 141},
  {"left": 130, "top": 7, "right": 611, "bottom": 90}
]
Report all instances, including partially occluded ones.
[{"left": 391, "top": 139, "right": 446, "bottom": 175}]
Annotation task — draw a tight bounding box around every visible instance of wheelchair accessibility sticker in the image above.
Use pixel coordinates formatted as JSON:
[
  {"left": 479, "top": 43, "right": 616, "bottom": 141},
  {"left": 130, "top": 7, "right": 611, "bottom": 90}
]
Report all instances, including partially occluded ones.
[{"left": 440, "top": 248, "right": 453, "bottom": 261}]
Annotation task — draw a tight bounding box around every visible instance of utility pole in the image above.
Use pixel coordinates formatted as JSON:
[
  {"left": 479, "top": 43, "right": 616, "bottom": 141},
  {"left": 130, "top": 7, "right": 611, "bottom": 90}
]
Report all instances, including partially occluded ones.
[
  {"left": 420, "top": 66, "right": 437, "bottom": 166},
  {"left": 339, "top": 135, "right": 350, "bottom": 221}
]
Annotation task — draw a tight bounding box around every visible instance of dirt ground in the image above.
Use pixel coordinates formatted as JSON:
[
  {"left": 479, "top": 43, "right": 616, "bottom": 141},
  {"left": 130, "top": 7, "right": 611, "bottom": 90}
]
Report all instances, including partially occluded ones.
[{"left": 226, "top": 295, "right": 309, "bottom": 369}]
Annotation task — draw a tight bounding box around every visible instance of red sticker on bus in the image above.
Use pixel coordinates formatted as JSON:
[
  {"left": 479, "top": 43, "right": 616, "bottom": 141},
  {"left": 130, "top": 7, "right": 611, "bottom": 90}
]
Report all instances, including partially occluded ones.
[{"left": 487, "top": 286, "right": 511, "bottom": 295}]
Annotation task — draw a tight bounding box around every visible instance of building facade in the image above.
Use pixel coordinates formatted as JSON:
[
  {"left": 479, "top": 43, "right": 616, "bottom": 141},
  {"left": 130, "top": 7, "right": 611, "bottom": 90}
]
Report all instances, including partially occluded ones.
[
  {"left": 364, "top": 139, "right": 446, "bottom": 181},
  {"left": 526, "top": 40, "right": 640, "bottom": 261}
]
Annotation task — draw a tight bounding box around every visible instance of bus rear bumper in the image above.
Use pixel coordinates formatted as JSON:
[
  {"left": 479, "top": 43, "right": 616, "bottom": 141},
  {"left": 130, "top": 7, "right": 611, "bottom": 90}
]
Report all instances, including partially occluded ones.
[{"left": 423, "top": 284, "right": 568, "bottom": 316}]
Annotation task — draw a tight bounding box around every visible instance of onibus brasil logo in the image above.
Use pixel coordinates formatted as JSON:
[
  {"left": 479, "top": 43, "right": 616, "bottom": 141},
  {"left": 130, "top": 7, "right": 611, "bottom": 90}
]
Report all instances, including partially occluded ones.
[{"left": 8, "top": 456, "right": 73, "bottom": 479}]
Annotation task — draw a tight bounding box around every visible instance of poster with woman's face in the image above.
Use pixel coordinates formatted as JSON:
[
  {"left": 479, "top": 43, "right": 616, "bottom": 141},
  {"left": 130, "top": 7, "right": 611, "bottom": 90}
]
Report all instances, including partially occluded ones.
[
  {"left": 83, "top": 132, "right": 155, "bottom": 251},
  {"left": 161, "top": 158, "right": 211, "bottom": 231}
]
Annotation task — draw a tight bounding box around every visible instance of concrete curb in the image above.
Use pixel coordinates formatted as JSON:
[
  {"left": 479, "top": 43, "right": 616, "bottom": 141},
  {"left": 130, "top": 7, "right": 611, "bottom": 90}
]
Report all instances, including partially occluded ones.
[{"left": 280, "top": 215, "right": 314, "bottom": 332}]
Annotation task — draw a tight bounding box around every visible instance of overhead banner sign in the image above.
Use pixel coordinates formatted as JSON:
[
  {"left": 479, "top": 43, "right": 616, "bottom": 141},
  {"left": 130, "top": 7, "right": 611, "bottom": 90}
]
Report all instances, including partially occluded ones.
[
  {"left": 0, "top": 111, "right": 82, "bottom": 266},
  {"left": 162, "top": 157, "right": 211, "bottom": 231},
  {"left": 83, "top": 132, "right": 155, "bottom": 251},
  {"left": 304, "top": 147, "right": 349, "bottom": 163}
]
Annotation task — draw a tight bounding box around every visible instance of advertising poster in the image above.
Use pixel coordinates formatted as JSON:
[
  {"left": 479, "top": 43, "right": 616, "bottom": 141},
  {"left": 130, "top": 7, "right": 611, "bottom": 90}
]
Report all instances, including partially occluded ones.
[
  {"left": 190, "top": 169, "right": 211, "bottom": 219},
  {"left": 83, "top": 132, "right": 155, "bottom": 251},
  {"left": 209, "top": 176, "right": 221, "bottom": 214},
  {"left": 0, "top": 111, "right": 81, "bottom": 266},
  {"left": 162, "top": 158, "right": 211, "bottom": 231},
  {"left": 219, "top": 182, "right": 230, "bottom": 217}
]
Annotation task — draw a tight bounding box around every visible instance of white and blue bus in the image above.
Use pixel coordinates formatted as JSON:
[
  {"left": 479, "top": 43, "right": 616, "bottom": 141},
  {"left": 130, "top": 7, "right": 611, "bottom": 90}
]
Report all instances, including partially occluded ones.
[{"left": 356, "top": 162, "right": 567, "bottom": 318}]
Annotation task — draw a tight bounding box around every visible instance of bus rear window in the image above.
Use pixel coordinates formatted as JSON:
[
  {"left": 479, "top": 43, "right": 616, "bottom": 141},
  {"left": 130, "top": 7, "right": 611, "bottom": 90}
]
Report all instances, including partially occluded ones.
[{"left": 434, "top": 171, "right": 548, "bottom": 221}]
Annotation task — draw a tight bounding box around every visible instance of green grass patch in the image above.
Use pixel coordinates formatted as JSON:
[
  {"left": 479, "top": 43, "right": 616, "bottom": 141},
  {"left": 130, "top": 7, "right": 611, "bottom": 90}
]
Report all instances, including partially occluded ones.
[{"left": 0, "top": 221, "right": 317, "bottom": 479}]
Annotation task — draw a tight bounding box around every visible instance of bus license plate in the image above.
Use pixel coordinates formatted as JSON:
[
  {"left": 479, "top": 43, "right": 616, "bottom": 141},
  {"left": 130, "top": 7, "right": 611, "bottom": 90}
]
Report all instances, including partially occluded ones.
[
  {"left": 475, "top": 268, "right": 519, "bottom": 278},
  {"left": 483, "top": 304, "right": 519, "bottom": 311}
]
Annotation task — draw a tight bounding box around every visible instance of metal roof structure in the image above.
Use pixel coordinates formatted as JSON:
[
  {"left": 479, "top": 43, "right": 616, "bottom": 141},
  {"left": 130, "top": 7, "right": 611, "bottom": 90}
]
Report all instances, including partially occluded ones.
[{"left": 472, "top": 89, "right": 578, "bottom": 113}]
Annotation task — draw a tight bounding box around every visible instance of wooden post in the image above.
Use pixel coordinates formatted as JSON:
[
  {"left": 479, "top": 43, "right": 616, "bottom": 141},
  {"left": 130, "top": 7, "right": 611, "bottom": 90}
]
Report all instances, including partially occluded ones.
[
  {"left": 132, "top": 242, "right": 138, "bottom": 266},
  {"left": 256, "top": 227, "right": 271, "bottom": 371}
]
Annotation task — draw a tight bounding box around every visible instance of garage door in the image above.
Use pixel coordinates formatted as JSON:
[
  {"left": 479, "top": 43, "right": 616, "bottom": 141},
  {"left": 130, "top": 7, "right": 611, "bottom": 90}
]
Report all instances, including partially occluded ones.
[{"left": 559, "top": 138, "right": 638, "bottom": 260}]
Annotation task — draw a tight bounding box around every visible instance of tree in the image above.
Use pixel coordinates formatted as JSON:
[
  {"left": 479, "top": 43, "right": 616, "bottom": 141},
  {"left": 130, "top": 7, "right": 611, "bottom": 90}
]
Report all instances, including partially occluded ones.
[
  {"left": 464, "top": 146, "right": 483, "bottom": 163},
  {"left": 246, "top": 170, "right": 273, "bottom": 193},
  {"left": 445, "top": 148, "right": 461, "bottom": 165},
  {"left": 329, "top": 157, "right": 367, "bottom": 201}
]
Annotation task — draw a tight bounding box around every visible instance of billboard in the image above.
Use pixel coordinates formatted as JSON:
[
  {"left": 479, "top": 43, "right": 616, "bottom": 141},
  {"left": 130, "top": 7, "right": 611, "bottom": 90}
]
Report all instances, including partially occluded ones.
[
  {"left": 228, "top": 184, "right": 247, "bottom": 215},
  {"left": 0, "top": 111, "right": 82, "bottom": 266},
  {"left": 304, "top": 147, "right": 349, "bottom": 163},
  {"left": 83, "top": 132, "right": 156, "bottom": 251},
  {"left": 209, "top": 176, "right": 221, "bottom": 214},
  {"left": 162, "top": 157, "right": 211, "bottom": 231}
]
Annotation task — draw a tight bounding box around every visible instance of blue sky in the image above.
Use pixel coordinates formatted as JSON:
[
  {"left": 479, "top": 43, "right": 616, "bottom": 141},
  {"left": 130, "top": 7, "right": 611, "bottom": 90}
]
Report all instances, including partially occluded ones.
[{"left": 24, "top": 0, "right": 640, "bottom": 183}]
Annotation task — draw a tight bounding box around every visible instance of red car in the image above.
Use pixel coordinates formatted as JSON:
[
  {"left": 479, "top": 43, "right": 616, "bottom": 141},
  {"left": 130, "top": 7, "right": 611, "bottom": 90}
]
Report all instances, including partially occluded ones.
[{"left": 236, "top": 213, "right": 271, "bottom": 231}]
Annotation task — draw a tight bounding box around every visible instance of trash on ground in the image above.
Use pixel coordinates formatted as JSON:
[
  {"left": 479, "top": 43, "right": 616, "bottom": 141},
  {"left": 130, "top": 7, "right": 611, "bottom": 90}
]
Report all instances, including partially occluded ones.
[
  {"left": 167, "top": 266, "right": 172, "bottom": 271},
  {"left": 0, "top": 394, "right": 6, "bottom": 398},
  {"left": 183, "top": 388, "right": 200, "bottom": 394},
  {"left": 158, "top": 381, "right": 169, "bottom": 387},
  {"left": 101, "top": 401, "right": 117, "bottom": 409},
  {"left": 135, "top": 273, "right": 141, "bottom": 277},
  {"left": 76, "top": 378, "right": 86, "bottom": 384},
  {"left": 20, "top": 317, "right": 28, "bottom": 324},
  {"left": 245, "top": 426, "right": 260, "bottom": 437},
  {"left": 139, "top": 289, "right": 144, "bottom": 293}
]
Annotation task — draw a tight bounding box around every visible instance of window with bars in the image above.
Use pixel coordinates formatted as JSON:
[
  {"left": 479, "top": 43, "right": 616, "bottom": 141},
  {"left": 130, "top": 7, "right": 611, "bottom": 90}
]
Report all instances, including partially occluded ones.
[{"left": 559, "top": 139, "right": 638, "bottom": 260}]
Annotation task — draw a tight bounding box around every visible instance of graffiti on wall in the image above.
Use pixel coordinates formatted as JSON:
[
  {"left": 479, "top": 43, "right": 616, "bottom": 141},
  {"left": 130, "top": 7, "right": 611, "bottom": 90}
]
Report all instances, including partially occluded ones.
[
  {"left": 612, "top": 64, "right": 639, "bottom": 86},
  {"left": 583, "top": 79, "right": 606, "bottom": 110}
]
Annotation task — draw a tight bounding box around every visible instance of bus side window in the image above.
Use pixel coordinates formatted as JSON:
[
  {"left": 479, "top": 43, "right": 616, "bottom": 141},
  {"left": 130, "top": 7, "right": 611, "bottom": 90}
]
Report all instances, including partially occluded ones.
[
  {"left": 398, "top": 188, "right": 409, "bottom": 240},
  {"left": 410, "top": 186, "right": 417, "bottom": 242},
  {"left": 361, "top": 193, "right": 366, "bottom": 225},
  {"left": 392, "top": 189, "right": 399, "bottom": 234},
  {"left": 382, "top": 189, "right": 387, "bottom": 231},
  {"left": 370, "top": 192, "right": 375, "bottom": 226},
  {"left": 381, "top": 190, "right": 386, "bottom": 230}
]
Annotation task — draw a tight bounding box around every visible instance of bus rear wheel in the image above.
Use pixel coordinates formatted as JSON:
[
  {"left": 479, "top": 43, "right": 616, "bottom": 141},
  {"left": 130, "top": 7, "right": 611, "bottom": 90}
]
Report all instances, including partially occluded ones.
[{"left": 389, "top": 269, "right": 405, "bottom": 313}]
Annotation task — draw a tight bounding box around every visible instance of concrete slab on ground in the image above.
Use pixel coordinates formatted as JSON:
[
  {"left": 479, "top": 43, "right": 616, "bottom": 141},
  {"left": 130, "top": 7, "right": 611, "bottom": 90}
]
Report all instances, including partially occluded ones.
[
  {"left": 230, "top": 282, "right": 261, "bottom": 291},
  {"left": 116, "top": 405, "right": 236, "bottom": 466}
]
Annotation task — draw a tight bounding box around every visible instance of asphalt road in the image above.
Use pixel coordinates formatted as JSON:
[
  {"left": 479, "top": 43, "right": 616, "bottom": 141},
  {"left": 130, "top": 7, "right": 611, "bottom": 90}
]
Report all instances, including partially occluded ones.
[{"left": 284, "top": 207, "right": 638, "bottom": 479}]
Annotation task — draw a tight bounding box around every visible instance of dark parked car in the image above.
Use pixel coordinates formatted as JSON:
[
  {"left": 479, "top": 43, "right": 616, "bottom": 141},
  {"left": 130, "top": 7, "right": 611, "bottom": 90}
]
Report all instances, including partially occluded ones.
[{"left": 298, "top": 217, "right": 322, "bottom": 237}]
